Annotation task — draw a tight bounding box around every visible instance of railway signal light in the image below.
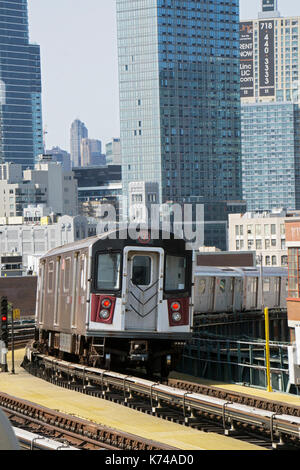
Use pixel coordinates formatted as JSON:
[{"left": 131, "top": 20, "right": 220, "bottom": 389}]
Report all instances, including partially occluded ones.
[{"left": 0, "top": 297, "right": 8, "bottom": 345}]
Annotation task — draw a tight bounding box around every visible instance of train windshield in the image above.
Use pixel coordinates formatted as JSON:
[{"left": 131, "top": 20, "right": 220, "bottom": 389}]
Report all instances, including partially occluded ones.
[
  {"left": 165, "top": 255, "right": 186, "bottom": 291},
  {"left": 97, "top": 252, "right": 121, "bottom": 291}
]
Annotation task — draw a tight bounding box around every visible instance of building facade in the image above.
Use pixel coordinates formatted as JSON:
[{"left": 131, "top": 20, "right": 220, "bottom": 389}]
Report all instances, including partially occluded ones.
[
  {"left": 240, "top": 0, "right": 300, "bottom": 211},
  {"left": 0, "top": 214, "right": 97, "bottom": 268},
  {"left": 0, "top": 0, "right": 43, "bottom": 167},
  {"left": 23, "top": 156, "right": 78, "bottom": 216},
  {"left": 46, "top": 147, "right": 71, "bottom": 172},
  {"left": 285, "top": 217, "right": 300, "bottom": 387},
  {"left": 128, "top": 181, "right": 159, "bottom": 224},
  {"left": 80, "top": 138, "right": 105, "bottom": 167},
  {"left": 70, "top": 119, "right": 88, "bottom": 167},
  {"left": 228, "top": 210, "right": 290, "bottom": 267},
  {"left": 0, "top": 158, "right": 78, "bottom": 218},
  {"left": 73, "top": 165, "right": 122, "bottom": 220},
  {"left": 116, "top": 0, "right": 244, "bottom": 250}
]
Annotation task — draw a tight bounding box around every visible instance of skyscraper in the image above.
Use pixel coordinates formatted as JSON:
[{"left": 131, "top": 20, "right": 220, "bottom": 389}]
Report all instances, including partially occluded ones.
[
  {"left": 80, "top": 138, "right": 105, "bottom": 167},
  {"left": 116, "top": 0, "right": 244, "bottom": 249},
  {"left": 0, "top": 0, "right": 43, "bottom": 167},
  {"left": 106, "top": 138, "right": 121, "bottom": 165},
  {"left": 70, "top": 119, "right": 88, "bottom": 167},
  {"left": 241, "top": 0, "right": 300, "bottom": 211}
]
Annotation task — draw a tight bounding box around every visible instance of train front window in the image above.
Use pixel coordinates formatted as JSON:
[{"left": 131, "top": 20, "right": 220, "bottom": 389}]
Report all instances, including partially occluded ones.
[
  {"left": 132, "top": 256, "right": 151, "bottom": 286},
  {"left": 165, "top": 255, "right": 186, "bottom": 291},
  {"left": 97, "top": 253, "right": 121, "bottom": 291}
]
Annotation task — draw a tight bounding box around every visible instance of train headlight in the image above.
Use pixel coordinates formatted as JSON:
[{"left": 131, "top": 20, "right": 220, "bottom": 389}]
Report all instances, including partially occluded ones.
[
  {"left": 99, "top": 309, "right": 110, "bottom": 320},
  {"left": 171, "top": 302, "right": 181, "bottom": 312},
  {"left": 172, "top": 311, "right": 182, "bottom": 322},
  {"left": 101, "top": 298, "right": 112, "bottom": 309}
]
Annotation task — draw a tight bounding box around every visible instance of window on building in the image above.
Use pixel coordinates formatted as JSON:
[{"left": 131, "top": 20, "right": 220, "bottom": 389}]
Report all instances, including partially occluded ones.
[
  {"left": 264, "top": 225, "right": 270, "bottom": 236},
  {"left": 256, "top": 239, "right": 262, "bottom": 250},
  {"left": 248, "top": 239, "right": 254, "bottom": 249},
  {"left": 272, "top": 256, "right": 277, "bottom": 266},
  {"left": 271, "top": 224, "right": 276, "bottom": 235},
  {"left": 265, "top": 256, "right": 271, "bottom": 266},
  {"left": 265, "top": 239, "right": 270, "bottom": 249}
]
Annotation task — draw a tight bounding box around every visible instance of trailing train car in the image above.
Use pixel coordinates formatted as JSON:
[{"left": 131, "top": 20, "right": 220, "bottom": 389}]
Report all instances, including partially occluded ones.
[
  {"left": 194, "top": 266, "right": 288, "bottom": 314},
  {"left": 33, "top": 229, "right": 193, "bottom": 374}
]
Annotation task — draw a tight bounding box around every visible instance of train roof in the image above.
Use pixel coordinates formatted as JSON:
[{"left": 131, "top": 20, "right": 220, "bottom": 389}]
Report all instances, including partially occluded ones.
[
  {"left": 194, "top": 266, "right": 288, "bottom": 277},
  {"left": 40, "top": 228, "right": 190, "bottom": 259}
]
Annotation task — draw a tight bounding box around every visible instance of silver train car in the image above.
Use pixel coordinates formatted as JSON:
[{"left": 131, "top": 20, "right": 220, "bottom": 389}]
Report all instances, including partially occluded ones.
[
  {"left": 33, "top": 229, "right": 193, "bottom": 374},
  {"left": 194, "top": 266, "right": 288, "bottom": 314}
]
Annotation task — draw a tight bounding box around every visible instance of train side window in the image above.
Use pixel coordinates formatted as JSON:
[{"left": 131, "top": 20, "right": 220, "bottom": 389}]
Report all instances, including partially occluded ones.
[
  {"left": 220, "top": 279, "right": 226, "bottom": 293},
  {"left": 263, "top": 278, "right": 270, "bottom": 293},
  {"left": 199, "top": 279, "right": 206, "bottom": 295},
  {"left": 132, "top": 256, "right": 151, "bottom": 286},
  {"left": 47, "top": 261, "right": 54, "bottom": 293},
  {"left": 80, "top": 255, "right": 87, "bottom": 291},
  {"left": 165, "top": 255, "right": 186, "bottom": 291},
  {"left": 97, "top": 253, "right": 121, "bottom": 291},
  {"left": 63, "top": 257, "right": 71, "bottom": 293}
]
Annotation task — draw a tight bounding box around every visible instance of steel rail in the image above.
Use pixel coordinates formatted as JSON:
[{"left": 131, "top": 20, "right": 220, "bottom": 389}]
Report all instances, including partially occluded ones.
[
  {"left": 26, "top": 351, "right": 300, "bottom": 445},
  {"left": 0, "top": 391, "right": 176, "bottom": 451},
  {"left": 13, "top": 427, "right": 79, "bottom": 451},
  {"left": 167, "top": 378, "right": 300, "bottom": 416}
]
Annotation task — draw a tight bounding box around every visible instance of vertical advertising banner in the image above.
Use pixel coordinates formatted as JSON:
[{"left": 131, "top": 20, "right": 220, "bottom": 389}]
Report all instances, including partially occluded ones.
[
  {"left": 259, "top": 20, "right": 275, "bottom": 97},
  {"left": 240, "top": 22, "right": 254, "bottom": 98}
]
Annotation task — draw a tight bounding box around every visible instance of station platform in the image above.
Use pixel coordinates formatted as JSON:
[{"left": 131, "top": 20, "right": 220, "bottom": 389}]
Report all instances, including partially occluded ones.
[
  {"left": 0, "top": 349, "right": 265, "bottom": 451},
  {"left": 170, "top": 372, "right": 300, "bottom": 407}
]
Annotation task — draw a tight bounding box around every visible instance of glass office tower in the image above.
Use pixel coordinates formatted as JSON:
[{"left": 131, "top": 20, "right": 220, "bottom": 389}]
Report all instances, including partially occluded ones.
[
  {"left": 0, "top": 0, "right": 43, "bottom": 167},
  {"left": 242, "top": 102, "right": 298, "bottom": 210},
  {"left": 117, "top": 0, "right": 244, "bottom": 249},
  {"left": 241, "top": 0, "right": 300, "bottom": 212}
]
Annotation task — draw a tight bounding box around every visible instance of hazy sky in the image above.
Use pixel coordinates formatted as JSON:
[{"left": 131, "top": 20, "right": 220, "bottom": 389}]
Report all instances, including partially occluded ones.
[{"left": 27, "top": 0, "right": 300, "bottom": 152}]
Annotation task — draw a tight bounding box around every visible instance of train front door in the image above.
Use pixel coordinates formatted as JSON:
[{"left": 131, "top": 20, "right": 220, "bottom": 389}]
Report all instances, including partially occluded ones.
[{"left": 124, "top": 249, "right": 162, "bottom": 331}]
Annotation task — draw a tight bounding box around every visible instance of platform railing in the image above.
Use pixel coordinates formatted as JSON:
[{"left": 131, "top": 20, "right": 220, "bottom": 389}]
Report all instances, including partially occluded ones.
[{"left": 178, "top": 333, "right": 293, "bottom": 394}]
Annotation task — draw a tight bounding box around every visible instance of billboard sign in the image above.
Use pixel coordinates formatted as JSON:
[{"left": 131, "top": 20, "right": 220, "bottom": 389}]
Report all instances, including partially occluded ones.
[
  {"left": 240, "top": 21, "right": 254, "bottom": 98},
  {"left": 262, "top": 0, "right": 276, "bottom": 12},
  {"left": 259, "top": 21, "right": 275, "bottom": 97}
]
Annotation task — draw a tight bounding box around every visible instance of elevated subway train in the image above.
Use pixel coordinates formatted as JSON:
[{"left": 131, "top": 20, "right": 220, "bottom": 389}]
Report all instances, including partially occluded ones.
[
  {"left": 194, "top": 266, "right": 288, "bottom": 314},
  {"left": 32, "top": 229, "right": 193, "bottom": 374}
]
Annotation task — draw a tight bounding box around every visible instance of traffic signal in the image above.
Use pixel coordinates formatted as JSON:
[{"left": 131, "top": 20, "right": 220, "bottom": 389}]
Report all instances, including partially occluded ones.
[{"left": 0, "top": 297, "right": 8, "bottom": 345}]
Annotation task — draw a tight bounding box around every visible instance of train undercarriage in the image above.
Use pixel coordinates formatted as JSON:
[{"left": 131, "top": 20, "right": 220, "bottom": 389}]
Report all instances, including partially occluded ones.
[{"left": 34, "top": 329, "right": 185, "bottom": 377}]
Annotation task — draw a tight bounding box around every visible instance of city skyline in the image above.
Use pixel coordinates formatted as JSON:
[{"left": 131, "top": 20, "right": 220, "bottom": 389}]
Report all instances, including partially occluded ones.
[{"left": 27, "top": 0, "right": 300, "bottom": 152}]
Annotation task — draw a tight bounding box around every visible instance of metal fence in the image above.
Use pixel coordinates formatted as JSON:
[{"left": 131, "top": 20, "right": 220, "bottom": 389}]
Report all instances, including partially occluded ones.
[{"left": 178, "top": 333, "right": 295, "bottom": 394}]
